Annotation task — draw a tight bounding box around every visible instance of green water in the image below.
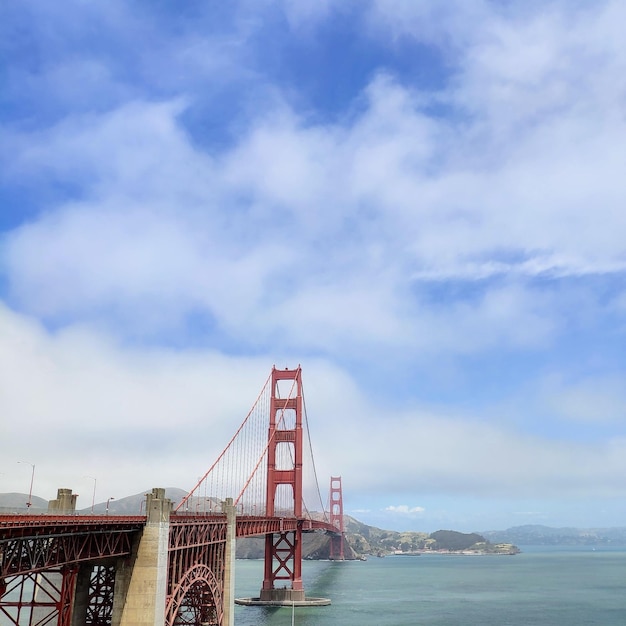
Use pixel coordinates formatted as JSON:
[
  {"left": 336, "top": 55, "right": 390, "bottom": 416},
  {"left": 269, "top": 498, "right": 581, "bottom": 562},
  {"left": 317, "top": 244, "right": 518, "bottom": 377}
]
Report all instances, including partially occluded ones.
[{"left": 233, "top": 548, "right": 626, "bottom": 625}]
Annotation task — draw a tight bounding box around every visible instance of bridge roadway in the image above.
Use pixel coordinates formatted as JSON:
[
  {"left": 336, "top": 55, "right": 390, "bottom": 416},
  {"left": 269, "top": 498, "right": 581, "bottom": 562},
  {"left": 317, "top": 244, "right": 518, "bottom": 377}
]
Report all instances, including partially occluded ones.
[
  {"left": 0, "top": 507, "right": 338, "bottom": 626},
  {"left": 0, "top": 513, "right": 335, "bottom": 577}
]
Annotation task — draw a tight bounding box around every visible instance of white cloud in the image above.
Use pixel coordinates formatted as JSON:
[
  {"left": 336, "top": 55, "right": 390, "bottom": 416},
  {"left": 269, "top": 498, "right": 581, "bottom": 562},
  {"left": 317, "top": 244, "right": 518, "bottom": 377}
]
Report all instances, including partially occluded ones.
[
  {"left": 363, "top": 0, "right": 626, "bottom": 278},
  {"left": 0, "top": 302, "right": 272, "bottom": 500},
  {"left": 2, "top": 302, "right": 626, "bottom": 507},
  {"left": 5, "top": 45, "right": 625, "bottom": 357},
  {"left": 0, "top": 302, "right": 367, "bottom": 504},
  {"left": 385, "top": 505, "right": 425, "bottom": 514},
  {"left": 543, "top": 375, "right": 626, "bottom": 423},
  {"left": 320, "top": 403, "right": 626, "bottom": 501}
]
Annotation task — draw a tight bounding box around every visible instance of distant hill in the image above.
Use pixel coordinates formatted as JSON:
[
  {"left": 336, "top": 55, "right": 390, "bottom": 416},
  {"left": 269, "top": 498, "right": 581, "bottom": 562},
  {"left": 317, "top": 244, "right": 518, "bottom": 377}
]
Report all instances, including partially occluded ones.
[
  {"left": 342, "top": 521, "right": 518, "bottom": 556},
  {"left": 482, "top": 525, "right": 626, "bottom": 546},
  {"left": 0, "top": 492, "right": 48, "bottom": 511},
  {"left": 79, "top": 488, "right": 190, "bottom": 515},
  {"left": 430, "top": 530, "right": 488, "bottom": 551},
  {"left": 0, "top": 489, "right": 189, "bottom": 515}
]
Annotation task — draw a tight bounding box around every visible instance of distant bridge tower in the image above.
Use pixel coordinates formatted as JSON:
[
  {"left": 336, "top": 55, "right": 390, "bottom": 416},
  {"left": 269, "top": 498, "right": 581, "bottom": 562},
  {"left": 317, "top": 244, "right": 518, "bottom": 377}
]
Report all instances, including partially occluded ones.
[
  {"left": 261, "top": 366, "right": 305, "bottom": 602},
  {"left": 329, "top": 476, "right": 345, "bottom": 560}
]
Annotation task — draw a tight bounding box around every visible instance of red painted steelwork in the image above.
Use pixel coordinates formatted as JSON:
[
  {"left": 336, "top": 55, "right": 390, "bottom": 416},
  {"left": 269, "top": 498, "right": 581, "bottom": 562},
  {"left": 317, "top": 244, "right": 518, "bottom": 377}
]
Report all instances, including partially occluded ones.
[
  {"left": 59, "top": 566, "right": 79, "bottom": 626},
  {"left": 0, "top": 515, "right": 145, "bottom": 531},
  {"left": 265, "top": 367, "right": 304, "bottom": 517},
  {"left": 0, "top": 516, "right": 144, "bottom": 579},
  {"left": 0, "top": 512, "right": 335, "bottom": 626},
  {"left": 262, "top": 366, "right": 305, "bottom": 595},
  {"left": 0, "top": 516, "right": 144, "bottom": 626},
  {"left": 166, "top": 513, "right": 337, "bottom": 625},
  {"left": 167, "top": 518, "right": 228, "bottom": 625},
  {"left": 169, "top": 513, "right": 331, "bottom": 538},
  {"left": 0, "top": 513, "right": 335, "bottom": 571},
  {"left": 0, "top": 566, "right": 78, "bottom": 626}
]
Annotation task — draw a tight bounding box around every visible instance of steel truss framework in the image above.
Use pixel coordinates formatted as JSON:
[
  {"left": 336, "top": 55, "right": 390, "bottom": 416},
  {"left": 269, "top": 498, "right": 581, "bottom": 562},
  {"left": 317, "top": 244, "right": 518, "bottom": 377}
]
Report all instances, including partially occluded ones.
[
  {"left": 0, "top": 517, "right": 144, "bottom": 578},
  {"left": 1, "top": 561, "right": 121, "bottom": 626},
  {"left": 167, "top": 519, "right": 228, "bottom": 626},
  {"left": 0, "top": 567, "right": 77, "bottom": 626},
  {"left": 264, "top": 530, "right": 301, "bottom": 589},
  {"left": 0, "top": 517, "right": 143, "bottom": 626},
  {"left": 0, "top": 514, "right": 335, "bottom": 626}
]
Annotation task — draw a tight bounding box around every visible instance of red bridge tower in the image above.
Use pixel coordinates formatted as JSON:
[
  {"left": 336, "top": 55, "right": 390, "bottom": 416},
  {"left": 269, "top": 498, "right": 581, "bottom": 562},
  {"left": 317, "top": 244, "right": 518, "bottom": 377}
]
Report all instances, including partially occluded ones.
[
  {"left": 260, "top": 366, "right": 305, "bottom": 602},
  {"left": 329, "top": 476, "right": 345, "bottom": 560}
]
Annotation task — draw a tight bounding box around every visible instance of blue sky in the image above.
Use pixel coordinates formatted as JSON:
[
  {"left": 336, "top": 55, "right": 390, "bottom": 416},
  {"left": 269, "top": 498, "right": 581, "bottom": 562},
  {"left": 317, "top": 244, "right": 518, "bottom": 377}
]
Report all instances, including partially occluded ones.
[{"left": 2, "top": 0, "right": 626, "bottom": 533}]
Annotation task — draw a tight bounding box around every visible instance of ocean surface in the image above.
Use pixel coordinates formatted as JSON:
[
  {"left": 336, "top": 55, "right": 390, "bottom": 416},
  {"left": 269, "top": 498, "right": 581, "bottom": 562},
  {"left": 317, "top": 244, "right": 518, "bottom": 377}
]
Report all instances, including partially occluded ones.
[{"left": 233, "top": 547, "right": 626, "bottom": 625}]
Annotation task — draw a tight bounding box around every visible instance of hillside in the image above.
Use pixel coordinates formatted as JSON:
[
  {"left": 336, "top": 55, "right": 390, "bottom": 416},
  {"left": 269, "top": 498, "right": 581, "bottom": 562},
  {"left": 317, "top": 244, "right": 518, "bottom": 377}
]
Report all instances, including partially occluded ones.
[
  {"left": 0, "top": 492, "right": 48, "bottom": 511},
  {"left": 341, "top": 519, "right": 519, "bottom": 556},
  {"left": 482, "top": 525, "right": 626, "bottom": 546}
]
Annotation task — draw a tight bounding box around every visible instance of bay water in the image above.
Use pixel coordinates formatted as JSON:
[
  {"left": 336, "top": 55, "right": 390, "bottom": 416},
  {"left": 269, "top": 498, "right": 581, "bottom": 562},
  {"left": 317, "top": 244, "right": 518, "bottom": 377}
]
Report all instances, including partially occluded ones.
[{"left": 233, "top": 547, "right": 626, "bottom": 625}]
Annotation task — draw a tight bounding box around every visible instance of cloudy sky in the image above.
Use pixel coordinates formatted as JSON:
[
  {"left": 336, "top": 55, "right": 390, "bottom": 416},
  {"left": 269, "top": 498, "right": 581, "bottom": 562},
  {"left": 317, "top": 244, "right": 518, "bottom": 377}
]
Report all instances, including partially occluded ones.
[{"left": 2, "top": 0, "right": 626, "bottom": 532}]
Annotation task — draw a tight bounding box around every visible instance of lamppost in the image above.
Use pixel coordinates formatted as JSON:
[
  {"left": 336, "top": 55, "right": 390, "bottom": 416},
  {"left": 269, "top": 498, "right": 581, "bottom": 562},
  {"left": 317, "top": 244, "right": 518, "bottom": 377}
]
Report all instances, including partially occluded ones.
[
  {"left": 106, "top": 497, "right": 115, "bottom": 515},
  {"left": 18, "top": 461, "right": 35, "bottom": 508},
  {"left": 84, "top": 476, "right": 97, "bottom": 513},
  {"left": 139, "top": 494, "right": 149, "bottom": 515}
]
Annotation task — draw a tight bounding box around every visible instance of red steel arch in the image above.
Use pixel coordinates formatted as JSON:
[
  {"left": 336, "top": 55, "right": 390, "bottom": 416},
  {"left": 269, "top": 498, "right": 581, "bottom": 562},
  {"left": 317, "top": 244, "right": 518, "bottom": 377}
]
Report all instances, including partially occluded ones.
[{"left": 166, "top": 563, "right": 223, "bottom": 626}]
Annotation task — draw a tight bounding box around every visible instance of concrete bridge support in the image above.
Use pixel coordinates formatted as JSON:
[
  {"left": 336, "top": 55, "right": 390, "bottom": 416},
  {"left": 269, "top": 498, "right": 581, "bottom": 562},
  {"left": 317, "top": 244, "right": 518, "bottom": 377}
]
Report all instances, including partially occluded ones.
[
  {"left": 113, "top": 488, "right": 172, "bottom": 626},
  {"left": 222, "top": 498, "right": 236, "bottom": 626},
  {"left": 70, "top": 565, "right": 92, "bottom": 626}
]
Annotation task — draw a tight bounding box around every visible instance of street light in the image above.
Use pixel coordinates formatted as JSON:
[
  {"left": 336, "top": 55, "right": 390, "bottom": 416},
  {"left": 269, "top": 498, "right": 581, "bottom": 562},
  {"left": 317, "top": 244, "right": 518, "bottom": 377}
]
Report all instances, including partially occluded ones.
[
  {"left": 139, "top": 494, "right": 149, "bottom": 515},
  {"left": 106, "top": 497, "right": 115, "bottom": 515},
  {"left": 18, "top": 461, "right": 35, "bottom": 508},
  {"left": 84, "top": 476, "right": 97, "bottom": 513}
]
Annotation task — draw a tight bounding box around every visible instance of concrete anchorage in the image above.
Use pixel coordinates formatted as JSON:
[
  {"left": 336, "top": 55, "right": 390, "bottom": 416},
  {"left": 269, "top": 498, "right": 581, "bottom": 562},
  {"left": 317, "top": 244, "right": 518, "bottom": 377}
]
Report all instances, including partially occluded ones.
[{"left": 48, "top": 488, "right": 78, "bottom": 513}]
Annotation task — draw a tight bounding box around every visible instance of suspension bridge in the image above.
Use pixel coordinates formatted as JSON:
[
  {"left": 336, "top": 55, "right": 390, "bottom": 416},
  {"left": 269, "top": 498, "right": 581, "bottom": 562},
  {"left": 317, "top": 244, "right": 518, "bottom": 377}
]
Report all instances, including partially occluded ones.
[{"left": 0, "top": 366, "right": 347, "bottom": 626}]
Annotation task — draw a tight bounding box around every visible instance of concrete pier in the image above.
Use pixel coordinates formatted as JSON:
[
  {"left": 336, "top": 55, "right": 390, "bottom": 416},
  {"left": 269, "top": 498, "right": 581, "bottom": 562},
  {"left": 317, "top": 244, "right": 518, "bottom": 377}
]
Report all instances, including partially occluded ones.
[
  {"left": 222, "top": 498, "right": 237, "bottom": 626},
  {"left": 71, "top": 565, "right": 93, "bottom": 626},
  {"left": 114, "top": 488, "right": 172, "bottom": 626},
  {"left": 235, "top": 595, "right": 331, "bottom": 607}
]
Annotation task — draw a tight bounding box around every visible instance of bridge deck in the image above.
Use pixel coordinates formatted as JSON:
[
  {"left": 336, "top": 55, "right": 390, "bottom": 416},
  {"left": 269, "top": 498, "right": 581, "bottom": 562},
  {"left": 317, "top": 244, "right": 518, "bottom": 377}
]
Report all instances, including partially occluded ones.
[{"left": 0, "top": 513, "right": 338, "bottom": 578}]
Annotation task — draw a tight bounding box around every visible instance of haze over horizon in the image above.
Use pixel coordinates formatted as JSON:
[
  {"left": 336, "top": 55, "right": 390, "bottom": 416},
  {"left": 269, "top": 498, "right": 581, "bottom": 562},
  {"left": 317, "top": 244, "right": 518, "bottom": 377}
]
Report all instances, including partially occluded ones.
[{"left": 2, "top": 0, "right": 626, "bottom": 534}]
